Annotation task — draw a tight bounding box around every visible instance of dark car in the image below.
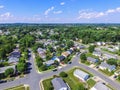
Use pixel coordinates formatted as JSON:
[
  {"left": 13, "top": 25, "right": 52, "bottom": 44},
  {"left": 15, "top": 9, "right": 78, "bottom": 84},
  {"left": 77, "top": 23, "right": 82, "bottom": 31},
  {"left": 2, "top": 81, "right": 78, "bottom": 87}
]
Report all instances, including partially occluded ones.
[
  {"left": 113, "top": 75, "right": 117, "bottom": 78},
  {"left": 52, "top": 69, "right": 57, "bottom": 72},
  {"left": 0, "top": 80, "right": 7, "bottom": 84},
  {"left": 68, "top": 61, "right": 72, "bottom": 64}
]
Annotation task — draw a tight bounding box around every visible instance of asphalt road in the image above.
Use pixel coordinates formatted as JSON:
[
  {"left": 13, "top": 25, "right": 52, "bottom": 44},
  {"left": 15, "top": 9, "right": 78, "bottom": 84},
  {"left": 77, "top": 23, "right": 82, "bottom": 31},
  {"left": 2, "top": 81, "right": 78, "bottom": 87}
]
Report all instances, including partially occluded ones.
[{"left": 0, "top": 53, "right": 120, "bottom": 90}]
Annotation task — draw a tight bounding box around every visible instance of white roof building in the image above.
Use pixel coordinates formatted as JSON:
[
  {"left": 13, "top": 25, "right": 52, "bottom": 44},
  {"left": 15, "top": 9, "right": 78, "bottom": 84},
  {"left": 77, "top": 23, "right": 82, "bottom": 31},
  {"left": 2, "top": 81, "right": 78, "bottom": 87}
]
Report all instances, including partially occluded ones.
[
  {"left": 73, "top": 69, "right": 89, "bottom": 82},
  {"left": 90, "top": 82, "right": 110, "bottom": 90}
]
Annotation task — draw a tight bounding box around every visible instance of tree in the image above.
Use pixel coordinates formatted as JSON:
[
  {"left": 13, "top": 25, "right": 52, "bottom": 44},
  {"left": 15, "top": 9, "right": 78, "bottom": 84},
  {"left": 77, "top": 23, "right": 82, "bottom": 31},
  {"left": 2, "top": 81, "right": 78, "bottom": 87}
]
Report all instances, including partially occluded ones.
[
  {"left": 107, "top": 58, "right": 117, "bottom": 66},
  {"left": 80, "top": 53, "right": 87, "bottom": 63},
  {"left": 59, "top": 71, "right": 68, "bottom": 77},
  {"left": 5, "top": 68, "right": 14, "bottom": 77},
  {"left": 89, "top": 45, "right": 95, "bottom": 53},
  {"left": 17, "top": 62, "right": 27, "bottom": 73},
  {"left": 76, "top": 84, "right": 86, "bottom": 90},
  {"left": 36, "top": 57, "right": 43, "bottom": 67},
  {"left": 117, "top": 60, "right": 120, "bottom": 67},
  {"left": 118, "top": 75, "right": 120, "bottom": 80},
  {"left": 54, "top": 60, "right": 59, "bottom": 66}
]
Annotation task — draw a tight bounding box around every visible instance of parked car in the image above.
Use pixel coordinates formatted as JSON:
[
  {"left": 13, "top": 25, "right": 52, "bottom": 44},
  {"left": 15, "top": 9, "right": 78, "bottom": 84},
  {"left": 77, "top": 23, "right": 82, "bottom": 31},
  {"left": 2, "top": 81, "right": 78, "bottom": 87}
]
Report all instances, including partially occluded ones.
[
  {"left": 68, "top": 61, "right": 72, "bottom": 64},
  {"left": 52, "top": 69, "right": 57, "bottom": 72},
  {"left": 113, "top": 75, "right": 117, "bottom": 78},
  {"left": 0, "top": 80, "right": 7, "bottom": 84}
]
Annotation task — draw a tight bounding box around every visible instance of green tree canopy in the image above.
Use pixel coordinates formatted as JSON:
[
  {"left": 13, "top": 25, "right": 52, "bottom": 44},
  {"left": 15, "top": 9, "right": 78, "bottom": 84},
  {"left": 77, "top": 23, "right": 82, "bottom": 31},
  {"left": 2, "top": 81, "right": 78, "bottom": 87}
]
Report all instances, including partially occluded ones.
[{"left": 5, "top": 68, "right": 14, "bottom": 77}]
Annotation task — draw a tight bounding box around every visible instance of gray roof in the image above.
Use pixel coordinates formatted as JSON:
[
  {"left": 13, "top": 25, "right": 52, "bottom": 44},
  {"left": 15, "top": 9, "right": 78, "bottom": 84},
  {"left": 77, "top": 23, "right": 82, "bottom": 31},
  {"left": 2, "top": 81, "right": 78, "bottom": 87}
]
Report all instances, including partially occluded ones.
[
  {"left": 8, "top": 57, "right": 19, "bottom": 64},
  {"left": 0, "top": 65, "right": 15, "bottom": 74},
  {"left": 74, "top": 69, "right": 89, "bottom": 80},
  {"left": 10, "top": 51, "right": 20, "bottom": 58},
  {"left": 58, "top": 56, "right": 65, "bottom": 61},
  {"left": 87, "top": 57, "right": 98, "bottom": 63},
  {"left": 92, "top": 82, "right": 110, "bottom": 90},
  {"left": 100, "top": 62, "right": 116, "bottom": 71},
  {"left": 93, "top": 51, "right": 102, "bottom": 56},
  {"left": 44, "top": 60, "right": 54, "bottom": 66},
  {"left": 51, "top": 77, "right": 68, "bottom": 90},
  {"left": 104, "top": 54, "right": 117, "bottom": 59}
]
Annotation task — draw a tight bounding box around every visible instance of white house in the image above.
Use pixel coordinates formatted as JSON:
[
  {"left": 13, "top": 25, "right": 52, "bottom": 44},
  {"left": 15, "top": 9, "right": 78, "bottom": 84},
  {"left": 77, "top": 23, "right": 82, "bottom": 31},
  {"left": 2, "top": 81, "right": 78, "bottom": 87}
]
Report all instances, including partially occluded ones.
[
  {"left": 73, "top": 69, "right": 89, "bottom": 82},
  {"left": 99, "top": 62, "right": 116, "bottom": 72},
  {"left": 90, "top": 82, "right": 110, "bottom": 90}
]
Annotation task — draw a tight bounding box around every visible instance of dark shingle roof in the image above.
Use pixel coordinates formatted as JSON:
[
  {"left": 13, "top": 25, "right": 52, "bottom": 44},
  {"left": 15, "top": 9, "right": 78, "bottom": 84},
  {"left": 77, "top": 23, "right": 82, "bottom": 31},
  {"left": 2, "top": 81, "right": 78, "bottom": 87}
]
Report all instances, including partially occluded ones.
[{"left": 51, "top": 78, "right": 68, "bottom": 90}]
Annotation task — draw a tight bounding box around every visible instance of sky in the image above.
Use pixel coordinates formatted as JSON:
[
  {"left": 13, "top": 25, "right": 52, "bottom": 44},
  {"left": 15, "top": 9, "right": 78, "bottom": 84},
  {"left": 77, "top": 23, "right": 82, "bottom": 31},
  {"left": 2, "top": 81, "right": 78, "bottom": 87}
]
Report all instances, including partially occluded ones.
[{"left": 0, "top": 0, "right": 120, "bottom": 23}]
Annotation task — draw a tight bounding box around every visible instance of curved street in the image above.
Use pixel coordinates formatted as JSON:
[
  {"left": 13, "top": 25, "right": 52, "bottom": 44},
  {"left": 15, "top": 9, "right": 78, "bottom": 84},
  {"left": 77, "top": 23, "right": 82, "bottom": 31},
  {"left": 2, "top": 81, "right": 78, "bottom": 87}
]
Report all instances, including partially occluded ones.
[{"left": 0, "top": 52, "right": 120, "bottom": 90}]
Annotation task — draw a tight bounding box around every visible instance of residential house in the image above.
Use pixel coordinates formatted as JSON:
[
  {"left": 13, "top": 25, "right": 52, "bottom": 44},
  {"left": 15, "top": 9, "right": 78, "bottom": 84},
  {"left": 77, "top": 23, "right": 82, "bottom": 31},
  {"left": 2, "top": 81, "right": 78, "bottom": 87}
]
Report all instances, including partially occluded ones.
[
  {"left": 0, "top": 65, "right": 16, "bottom": 74},
  {"left": 43, "top": 60, "right": 54, "bottom": 66},
  {"left": 103, "top": 53, "right": 117, "bottom": 60},
  {"left": 93, "top": 51, "right": 102, "bottom": 57},
  {"left": 62, "top": 52, "right": 70, "bottom": 58},
  {"left": 107, "top": 48, "right": 116, "bottom": 52},
  {"left": 8, "top": 50, "right": 20, "bottom": 64},
  {"left": 10, "top": 51, "right": 21, "bottom": 58},
  {"left": 67, "top": 50, "right": 73, "bottom": 55},
  {"left": 73, "top": 69, "right": 89, "bottom": 82},
  {"left": 99, "top": 62, "right": 116, "bottom": 72},
  {"left": 57, "top": 56, "right": 65, "bottom": 62},
  {"left": 8, "top": 57, "right": 19, "bottom": 64},
  {"left": 37, "top": 48, "right": 46, "bottom": 59},
  {"left": 77, "top": 45, "right": 85, "bottom": 49},
  {"left": 90, "top": 82, "right": 110, "bottom": 90},
  {"left": 51, "top": 77, "right": 69, "bottom": 90},
  {"left": 96, "top": 42, "right": 106, "bottom": 46},
  {"left": 87, "top": 57, "right": 98, "bottom": 63}
]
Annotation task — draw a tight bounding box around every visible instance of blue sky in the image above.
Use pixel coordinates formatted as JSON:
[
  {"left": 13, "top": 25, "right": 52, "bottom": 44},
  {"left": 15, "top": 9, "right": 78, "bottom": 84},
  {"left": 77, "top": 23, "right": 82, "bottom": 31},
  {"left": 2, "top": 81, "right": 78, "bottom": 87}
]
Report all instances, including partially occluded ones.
[{"left": 0, "top": 0, "right": 120, "bottom": 23}]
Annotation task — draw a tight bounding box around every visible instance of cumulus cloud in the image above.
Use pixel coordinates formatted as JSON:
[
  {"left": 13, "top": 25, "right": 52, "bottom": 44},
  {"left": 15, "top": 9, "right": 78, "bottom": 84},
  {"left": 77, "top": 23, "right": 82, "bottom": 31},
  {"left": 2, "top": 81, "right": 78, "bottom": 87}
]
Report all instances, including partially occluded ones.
[
  {"left": 60, "top": 2, "right": 65, "bottom": 5},
  {"left": 78, "top": 7, "right": 120, "bottom": 19},
  {"left": 53, "top": 10, "right": 62, "bottom": 14},
  {"left": 0, "top": 5, "right": 4, "bottom": 9},
  {"left": 44, "top": 6, "right": 54, "bottom": 16}
]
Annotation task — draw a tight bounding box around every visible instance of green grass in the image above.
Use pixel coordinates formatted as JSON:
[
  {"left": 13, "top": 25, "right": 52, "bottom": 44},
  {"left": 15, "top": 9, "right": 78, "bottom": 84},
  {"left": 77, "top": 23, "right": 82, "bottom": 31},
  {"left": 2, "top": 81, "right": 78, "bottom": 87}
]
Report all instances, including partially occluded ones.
[
  {"left": 99, "top": 69, "right": 114, "bottom": 76},
  {"left": 42, "top": 78, "right": 53, "bottom": 90},
  {"left": 86, "top": 53, "right": 99, "bottom": 59},
  {"left": 42, "top": 67, "right": 94, "bottom": 90},
  {"left": 101, "top": 48, "right": 118, "bottom": 55},
  {"left": 63, "top": 68, "right": 85, "bottom": 90},
  {"left": 5, "top": 85, "right": 29, "bottom": 90},
  {"left": 87, "top": 79, "right": 96, "bottom": 88}
]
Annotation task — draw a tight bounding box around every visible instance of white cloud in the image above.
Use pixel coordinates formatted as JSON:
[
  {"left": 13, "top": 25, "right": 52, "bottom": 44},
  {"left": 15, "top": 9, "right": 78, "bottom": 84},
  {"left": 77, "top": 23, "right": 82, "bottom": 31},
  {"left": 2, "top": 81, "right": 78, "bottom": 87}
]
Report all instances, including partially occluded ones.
[
  {"left": 44, "top": 6, "right": 54, "bottom": 16},
  {"left": 60, "top": 2, "right": 65, "bottom": 5},
  {"left": 0, "top": 12, "right": 13, "bottom": 18},
  {"left": 53, "top": 10, "right": 62, "bottom": 14},
  {"left": 78, "top": 7, "right": 120, "bottom": 19},
  {"left": 0, "top": 5, "right": 4, "bottom": 9}
]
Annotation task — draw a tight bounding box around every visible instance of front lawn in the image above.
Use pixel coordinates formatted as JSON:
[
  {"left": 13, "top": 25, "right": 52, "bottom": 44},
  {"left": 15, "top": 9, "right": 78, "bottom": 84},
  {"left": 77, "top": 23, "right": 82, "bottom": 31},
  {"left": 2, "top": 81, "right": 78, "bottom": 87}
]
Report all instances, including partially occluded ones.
[
  {"left": 5, "top": 85, "right": 29, "bottom": 90},
  {"left": 99, "top": 69, "right": 114, "bottom": 76},
  {"left": 42, "top": 78, "right": 53, "bottom": 90},
  {"left": 42, "top": 67, "right": 94, "bottom": 90},
  {"left": 63, "top": 68, "right": 86, "bottom": 90},
  {"left": 87, "top": 79, "right": 96, "bottom": 88}
]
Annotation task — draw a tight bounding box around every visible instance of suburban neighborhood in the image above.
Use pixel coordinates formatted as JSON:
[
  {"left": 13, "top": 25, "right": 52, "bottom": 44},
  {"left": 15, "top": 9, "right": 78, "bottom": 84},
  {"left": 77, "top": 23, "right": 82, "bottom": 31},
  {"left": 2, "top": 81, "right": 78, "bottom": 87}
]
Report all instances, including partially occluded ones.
[{"left": 0, "top": 24, "right": 120, "bottom": 90}]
